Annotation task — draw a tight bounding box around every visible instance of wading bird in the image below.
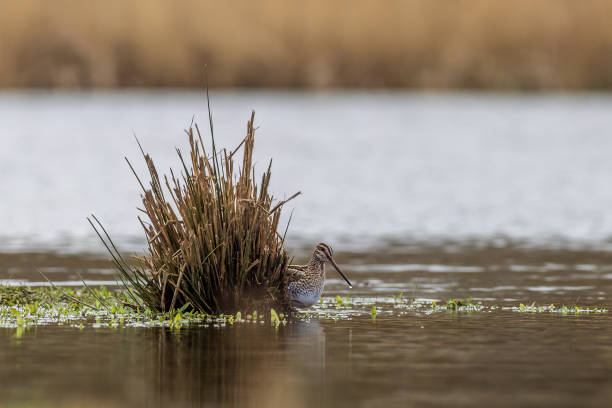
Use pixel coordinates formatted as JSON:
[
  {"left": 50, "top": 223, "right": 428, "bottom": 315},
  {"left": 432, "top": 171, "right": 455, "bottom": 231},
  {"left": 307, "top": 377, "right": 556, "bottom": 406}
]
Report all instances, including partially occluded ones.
[{"left": 286, "top": 243, "right": 352, "bottom": 308}]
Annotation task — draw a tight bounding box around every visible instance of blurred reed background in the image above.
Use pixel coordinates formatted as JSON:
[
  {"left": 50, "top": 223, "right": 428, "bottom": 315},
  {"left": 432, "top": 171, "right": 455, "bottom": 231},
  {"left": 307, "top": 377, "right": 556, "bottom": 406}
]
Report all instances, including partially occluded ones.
[{"left": 1, "top": 0, "right": 611, "bottom": 89}]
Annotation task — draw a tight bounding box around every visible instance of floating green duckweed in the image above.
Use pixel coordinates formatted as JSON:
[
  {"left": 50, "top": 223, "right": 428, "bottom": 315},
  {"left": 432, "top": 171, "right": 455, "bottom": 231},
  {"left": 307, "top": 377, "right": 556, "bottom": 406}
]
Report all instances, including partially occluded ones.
[
  {"left": 1, "top": 286, "right": 608, "bottom": 330},
  {"left": 295, "top": 293, "right": 609, "bottom": 320},
  {"left": 0, "top": 286, "right": 292, "bottom": 329},
  {"left": 334, "top": 295, "right": 352, "bottom": 308},
  {"left": 511, "top": 303, "right": 608, "bottom": 314},
  {"left": 270, "top": 308, "right": 281, "bottom": 327}
]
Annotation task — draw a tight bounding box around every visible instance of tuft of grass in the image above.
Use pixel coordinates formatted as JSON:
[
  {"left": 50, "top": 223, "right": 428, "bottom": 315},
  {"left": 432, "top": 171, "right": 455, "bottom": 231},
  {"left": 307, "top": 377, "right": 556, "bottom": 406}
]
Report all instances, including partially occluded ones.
[{"left": 91, "top": 102, "right": 299, "bottom": 314}]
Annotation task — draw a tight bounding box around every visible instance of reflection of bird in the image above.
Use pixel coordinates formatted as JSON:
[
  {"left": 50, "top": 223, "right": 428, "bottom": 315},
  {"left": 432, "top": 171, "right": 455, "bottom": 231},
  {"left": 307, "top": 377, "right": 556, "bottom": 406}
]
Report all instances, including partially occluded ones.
[{"left": 286, "top": 243, "right": 352, "bottom": 307}]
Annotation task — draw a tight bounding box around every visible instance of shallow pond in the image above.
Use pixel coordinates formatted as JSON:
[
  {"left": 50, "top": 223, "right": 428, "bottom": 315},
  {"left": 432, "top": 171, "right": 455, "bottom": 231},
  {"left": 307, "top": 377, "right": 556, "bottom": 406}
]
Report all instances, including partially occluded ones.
[
  {"left": 2, "top": 243, "right": 612, "bottom": 407},
  {"left": 2, "top": 91, "right": 612, "bottom": 406}
]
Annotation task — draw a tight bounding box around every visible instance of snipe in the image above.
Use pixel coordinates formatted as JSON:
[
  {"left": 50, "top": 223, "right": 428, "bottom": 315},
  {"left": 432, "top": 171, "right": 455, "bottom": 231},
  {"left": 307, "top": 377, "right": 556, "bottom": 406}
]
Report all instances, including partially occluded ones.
[{"left": 286, "top": 243, "right": 352, "bottom": 308}]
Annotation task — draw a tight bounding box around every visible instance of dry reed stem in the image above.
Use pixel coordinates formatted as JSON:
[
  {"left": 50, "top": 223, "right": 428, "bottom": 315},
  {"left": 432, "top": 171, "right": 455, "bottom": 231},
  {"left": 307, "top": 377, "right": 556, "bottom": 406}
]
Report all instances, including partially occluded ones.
[
  {"left": 3, "top": 0, "right": 612, "bottom": 89},
  {"left": 92, "top": 110, "right": 296, "bottom": 314}
]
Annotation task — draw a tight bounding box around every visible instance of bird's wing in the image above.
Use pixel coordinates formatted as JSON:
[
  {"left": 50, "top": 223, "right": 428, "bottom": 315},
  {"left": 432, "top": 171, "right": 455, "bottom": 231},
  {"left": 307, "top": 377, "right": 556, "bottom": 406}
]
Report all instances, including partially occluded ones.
[{"left": 287, "top": 265, "right": 306, "bottom": 282}]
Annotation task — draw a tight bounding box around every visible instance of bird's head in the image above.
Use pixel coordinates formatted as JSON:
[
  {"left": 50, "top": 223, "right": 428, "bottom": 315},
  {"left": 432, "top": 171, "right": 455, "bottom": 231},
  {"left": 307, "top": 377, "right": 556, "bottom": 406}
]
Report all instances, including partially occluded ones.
[{"left": 313, "top": 242, "right": 352, "bottom": 288}]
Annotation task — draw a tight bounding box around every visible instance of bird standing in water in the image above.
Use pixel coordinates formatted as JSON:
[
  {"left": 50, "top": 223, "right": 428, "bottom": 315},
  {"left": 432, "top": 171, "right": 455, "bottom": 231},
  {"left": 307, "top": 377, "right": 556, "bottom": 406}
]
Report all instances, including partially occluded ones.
[{"left": 286, "top": 243, "right": 352, "bottom": 308}]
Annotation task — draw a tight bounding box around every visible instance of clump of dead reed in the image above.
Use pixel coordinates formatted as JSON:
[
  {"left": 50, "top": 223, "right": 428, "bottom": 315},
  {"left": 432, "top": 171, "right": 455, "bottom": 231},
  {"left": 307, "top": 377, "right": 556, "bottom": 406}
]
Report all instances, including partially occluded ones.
[{"left": 90, "top": 108, "right": 299, "bottom": 314}]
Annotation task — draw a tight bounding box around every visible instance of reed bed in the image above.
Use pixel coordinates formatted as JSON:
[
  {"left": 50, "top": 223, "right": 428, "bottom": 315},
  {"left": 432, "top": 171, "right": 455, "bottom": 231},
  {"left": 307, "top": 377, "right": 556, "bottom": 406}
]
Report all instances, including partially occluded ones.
[
  {"left": 2, "top": 0, "right": 612, "bottom": 89},
  {"left": 91, "top": 106, "right": 298, "bottom": 314}
]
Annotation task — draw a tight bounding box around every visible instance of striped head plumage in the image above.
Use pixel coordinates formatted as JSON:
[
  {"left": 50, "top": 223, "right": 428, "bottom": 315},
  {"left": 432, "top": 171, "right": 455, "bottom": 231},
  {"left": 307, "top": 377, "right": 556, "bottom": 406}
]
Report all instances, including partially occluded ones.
[
  {"left": 313, "top": 242, "right": 334, "bottom": 262},
  {"left": 312, "top": 242, "right": 352, "bottom": 288}
]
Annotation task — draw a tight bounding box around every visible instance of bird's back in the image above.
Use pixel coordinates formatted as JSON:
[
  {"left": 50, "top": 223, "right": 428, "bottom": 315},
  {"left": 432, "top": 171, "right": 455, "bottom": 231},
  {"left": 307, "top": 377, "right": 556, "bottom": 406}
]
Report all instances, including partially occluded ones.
[
  {"left": 286, "top": 263, "right": 325, "bottom": 307},
  {"left": 287, "top": 264, "right": 307, "bottom": 284}
]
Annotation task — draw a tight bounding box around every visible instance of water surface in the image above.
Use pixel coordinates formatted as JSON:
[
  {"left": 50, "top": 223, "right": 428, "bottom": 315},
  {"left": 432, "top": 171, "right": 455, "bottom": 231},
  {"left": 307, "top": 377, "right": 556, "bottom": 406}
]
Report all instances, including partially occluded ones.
[
  {"left": 3, "top": 243, "right": 612, "bottom": 407},
  {"left": 1, "top": 91, "right": 612, "bottom": 252},
  {"left": 3, "top": 311, "right": 612, "bottom": 408},
  {"left": 2, "top": 91, "right": 612, "bottom": 407}
]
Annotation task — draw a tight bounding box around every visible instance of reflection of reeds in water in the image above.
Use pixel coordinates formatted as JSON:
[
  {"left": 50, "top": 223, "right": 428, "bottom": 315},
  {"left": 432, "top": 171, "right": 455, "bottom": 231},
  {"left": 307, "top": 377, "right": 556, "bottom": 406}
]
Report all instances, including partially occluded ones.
[
  {"left": 91, "top": 109, "right": 297, "bottom": 314},
  {"left": 146, "top": 323, "right": 327, "bottom": 407},
  {"left": 1, "top": 0, "right": 612, "bottom": 89}
]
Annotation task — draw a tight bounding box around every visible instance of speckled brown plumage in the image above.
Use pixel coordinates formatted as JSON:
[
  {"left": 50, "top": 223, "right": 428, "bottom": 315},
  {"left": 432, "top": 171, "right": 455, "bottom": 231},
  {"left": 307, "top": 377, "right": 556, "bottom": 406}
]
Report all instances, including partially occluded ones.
[{"left": 286, "top": 243, "right": 352, "bottom": 308}]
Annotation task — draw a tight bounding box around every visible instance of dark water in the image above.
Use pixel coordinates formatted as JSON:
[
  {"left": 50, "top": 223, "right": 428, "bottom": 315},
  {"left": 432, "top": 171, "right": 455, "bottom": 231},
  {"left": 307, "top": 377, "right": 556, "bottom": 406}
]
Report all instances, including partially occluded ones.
[
  {"left": 2, "top": 244, "right": 612, "bottom": 407},
  {"left": 3, "top": 312, "right": 612, "bottom": 408},
  {"left": 2, "top": 91, "right": 612, "bottom": 406}
]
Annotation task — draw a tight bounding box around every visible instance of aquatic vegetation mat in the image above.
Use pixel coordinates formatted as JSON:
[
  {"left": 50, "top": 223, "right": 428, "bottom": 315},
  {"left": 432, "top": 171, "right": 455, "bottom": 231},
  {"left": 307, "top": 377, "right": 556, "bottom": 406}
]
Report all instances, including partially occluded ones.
[
  {"left": 90, "top": 105, "right": 299, "bottom": 315},
  {"left": 1, "top": 286, "right": 607, "bottom": 334},
  {"left": 0, "top": 286, "right": 290, "bottom": 331}
]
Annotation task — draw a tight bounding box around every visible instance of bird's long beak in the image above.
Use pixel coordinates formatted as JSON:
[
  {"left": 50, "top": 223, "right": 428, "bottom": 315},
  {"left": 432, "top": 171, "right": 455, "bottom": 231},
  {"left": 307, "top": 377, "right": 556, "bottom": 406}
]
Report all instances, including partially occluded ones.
[{"left": 328, "top": 256, "right": 352, "bottom": 288}]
